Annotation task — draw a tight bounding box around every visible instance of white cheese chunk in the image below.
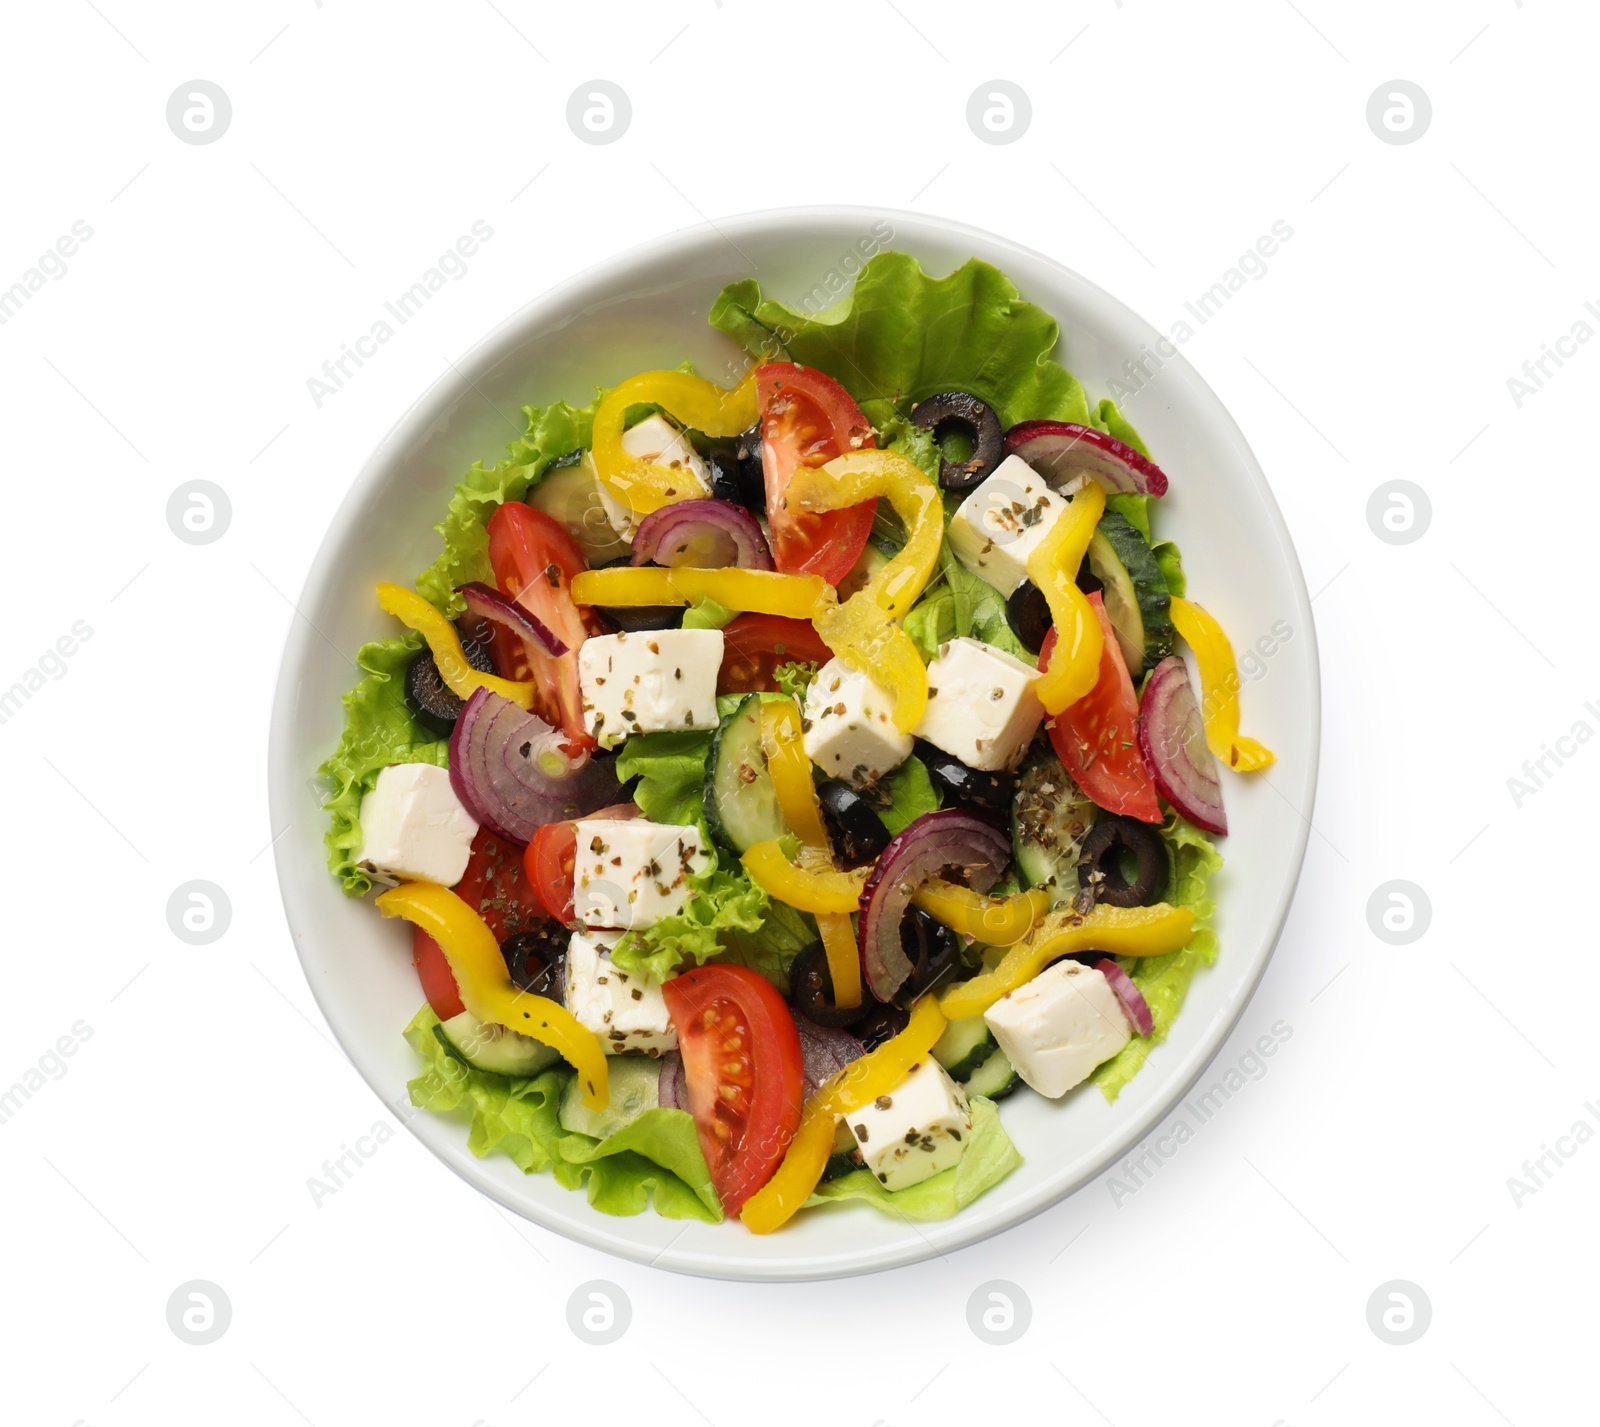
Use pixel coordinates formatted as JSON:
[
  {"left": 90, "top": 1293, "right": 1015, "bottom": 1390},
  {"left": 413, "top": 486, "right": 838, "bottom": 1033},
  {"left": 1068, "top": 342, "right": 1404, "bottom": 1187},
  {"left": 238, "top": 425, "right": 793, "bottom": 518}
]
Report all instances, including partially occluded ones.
[
  {"left": 801, "top": 656, "right": 913, "bottom": 786},
  {"left": 571, "top": 817, "right": 712, "bottom": 931},
  {"left": 983, "top": 960, "right": 1132, "bottom": 1098},
  {"left": 914, "top": 636, "right": 1045, "bottom": 773},
  {"left": 846, "top": 1059, "right": 972, "bottom": 1192},
  {"left": 578, "top": 629, "right": 723, "bottom": 750},
  {"left": 564, "top": 927, "right": 677, "bottom": 1056},
  {"left": 597, "top": 414, "right": 711, "bottom": 543},
  {"left": 354, "top": 763, "right": 478, "bottom": 887},
  {"left": 947, "top": 453, "right": 1072, "bottom": 596}
]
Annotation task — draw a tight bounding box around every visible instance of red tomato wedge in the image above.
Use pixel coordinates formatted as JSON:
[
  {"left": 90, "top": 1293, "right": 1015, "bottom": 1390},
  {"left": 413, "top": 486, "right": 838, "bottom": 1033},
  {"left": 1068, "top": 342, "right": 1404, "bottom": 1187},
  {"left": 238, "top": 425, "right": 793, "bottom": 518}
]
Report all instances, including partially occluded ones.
[
  {"left": 524, "top": 804, "right": 640, "bottom": 925},
  {"left": 486, "top": 502, "right": 593, "bottom": 749},
  {"left": 716, "top": 613, "right": 834, "bottom": 696},
  {"left": 412, "top": 928, "right": 465, "bottom": 1020},
  {"left": 756, "top": 362, "right": 878, "bottom": 586},
  {"left": 1041, "top": 592, "right": 1163, "bottom": 823},
  {"left": 662, "top": 965, "right": 805, "bottom": 1217}
]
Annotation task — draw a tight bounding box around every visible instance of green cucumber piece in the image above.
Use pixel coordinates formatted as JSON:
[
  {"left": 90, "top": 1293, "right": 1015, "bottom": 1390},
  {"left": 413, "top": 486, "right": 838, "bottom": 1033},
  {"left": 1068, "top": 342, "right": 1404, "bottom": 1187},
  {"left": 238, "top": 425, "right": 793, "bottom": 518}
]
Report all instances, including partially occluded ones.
[
  {"left": 1011, "top": 743, "right": 1097, "bottom": 898},
  {"left": 703, "top": 692, "right": 787, "bottom": 857},
  {"left": 931, "top": 1015, "right": 997, "bottom": 1080},
  {"left": 964, "top": 1045, "right": 1019, "bottom": 1099},
  {"left": 821, "top": 1118, "right": 861, "bottom": 1181},
  {"left": 557, "top": 1056, "right": 662, "bottom": 1140},
  {"left": 1085, "top": 511, "right": 1174, "bottom": 675},
  {"left": 435, "top": 1012, "right": 560, "bottom": 1078}
]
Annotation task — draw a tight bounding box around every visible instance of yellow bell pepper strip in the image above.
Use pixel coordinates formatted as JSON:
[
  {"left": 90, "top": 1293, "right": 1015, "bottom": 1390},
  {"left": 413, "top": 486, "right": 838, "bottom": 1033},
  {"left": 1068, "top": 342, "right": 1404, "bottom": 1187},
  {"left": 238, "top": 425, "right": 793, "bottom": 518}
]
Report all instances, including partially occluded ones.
[
  {"left": 740, "top": 992, "right": 947, "bottom": 1234},
  {"left": 1169, "top": 597, "right": 1276, "bottom": 772},
  {"left": 571, "top": 566, "right": 832, "bottom": 622},
  {"left": 741, "top": 840, "right": 869, "bottom": 915},
  {"left": 1026, "top": 482, "right": 1107, "bottom": 714},
  {"left": 760, "top": 700, "right": 862, "bottom": 1009},
  {"left": 377, "top": 583, "right": 537, "bottom": 711},
  {"left": 911, "top": 881, "right": 1053, "bottom": 948},
  {"left": 785, "top": 451, "right": 944, "bottom": 734},
  {"left": 375, "top": 881, "right": 610, "bottom": 1109},
  {"left": 591, "top": 368, "right": 760, "bottom": 516},
  {"left": 940, "top": 902, "right": 1196, "bottom": 1021}
]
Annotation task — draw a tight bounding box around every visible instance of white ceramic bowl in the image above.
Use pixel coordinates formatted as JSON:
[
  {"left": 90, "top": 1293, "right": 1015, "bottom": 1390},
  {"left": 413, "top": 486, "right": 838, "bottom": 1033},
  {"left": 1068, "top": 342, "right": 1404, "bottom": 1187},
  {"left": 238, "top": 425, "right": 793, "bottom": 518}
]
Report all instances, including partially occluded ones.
[{"left": 268, "top": 207, "right": 1319, "bottom": 1281}]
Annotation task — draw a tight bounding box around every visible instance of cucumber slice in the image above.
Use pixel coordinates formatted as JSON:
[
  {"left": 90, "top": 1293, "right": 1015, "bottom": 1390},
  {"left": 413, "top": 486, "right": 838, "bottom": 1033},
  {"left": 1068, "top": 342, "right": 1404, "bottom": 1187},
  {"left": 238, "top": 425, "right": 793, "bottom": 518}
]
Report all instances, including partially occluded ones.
[
  {"left": 931, "top": 1015, "right": 997, "bottom": 1079},
  {"left": 821, "top": 1119, "right": 861, "bottom": 1181},
  {"left": 557, "top": 1056, "right": 662, "bottom": 1140},
  {"left": 525, "top": 451, "right": 631, "bottom": 566},
  {"left": 703, "top": 693, "right": 787, "bottom": 857},
  {"left": 1012, "top": 743, "right": 1097, "bottom": 898},
  {"left": 435, "top": 1012, "right": 560, "bottom": 1078},
  {"left": 837, "top": 541, "right": 890, "bottom": 602},
  {"left": 1085, "top": 512, "right": 1174, "bottom": 675},
  {"left": 964, "top": 1045, "right": 1019, "bottom": 1100}
]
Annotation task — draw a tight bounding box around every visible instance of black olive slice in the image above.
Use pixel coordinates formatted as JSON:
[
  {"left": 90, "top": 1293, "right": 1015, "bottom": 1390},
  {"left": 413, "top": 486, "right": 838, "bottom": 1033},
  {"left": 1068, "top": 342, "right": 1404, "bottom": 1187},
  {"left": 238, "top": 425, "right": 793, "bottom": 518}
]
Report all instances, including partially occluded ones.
[
  {"left": 1077, "top": 815, "right": 1170, "bottom": 908},
  {"left": 910, "top": 391, "right": 1004, "bottom": 493}
]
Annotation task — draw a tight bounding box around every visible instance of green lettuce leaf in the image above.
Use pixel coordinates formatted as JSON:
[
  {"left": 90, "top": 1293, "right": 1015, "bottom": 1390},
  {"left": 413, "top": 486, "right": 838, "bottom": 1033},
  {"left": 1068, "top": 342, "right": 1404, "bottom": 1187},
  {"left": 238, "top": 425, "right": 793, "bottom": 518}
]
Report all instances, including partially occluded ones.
[
  {"left": 1093, "top": 817, "right": 1224, "bottom": 1101},
  {"left": 404, "top": 1006, "right": 720, "bottom": 1221},
  {"left": 874, "top": 755, "right": 940, "bottom": 837},
  {"left": 1152, "top": 540, "right": 1186, "bottom": 597},
  {"left": 682, "top": 594, "right": 737, "bottom": 631},
  {"left": 806, "top": 1096, "right": 1022, "bottom": 1220},
  {"left": 774, "top": 660, "right": 819, "bottom": 704},
  {"left": 317, "top": 634, "right": 448, "bottom": 894},
  {"left": 614, "top": 729, "right": 714, "bottom": 831},
  {"left": 904, "top": 542, "right": 1030, "bottom": 664},
  {"left": 415, "top": 396, "right": 602, "bottom": 616},
  {"left": 709, "top": 253, "right": 1095, "bottom": 431}
]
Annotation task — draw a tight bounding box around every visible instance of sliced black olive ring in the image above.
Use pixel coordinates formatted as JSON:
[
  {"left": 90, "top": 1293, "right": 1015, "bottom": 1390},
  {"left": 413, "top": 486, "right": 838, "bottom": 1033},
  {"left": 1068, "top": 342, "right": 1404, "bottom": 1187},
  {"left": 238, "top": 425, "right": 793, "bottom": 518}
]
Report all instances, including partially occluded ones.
[
  {"left": 1077, "top": 815, "right": 1170, "bottom": 908},
  {"left": 909, "top": 391, "right": 1003, "bottom": 493},
  {"left": 789, "top": 942, "right": 871, "bottom": 1029}
]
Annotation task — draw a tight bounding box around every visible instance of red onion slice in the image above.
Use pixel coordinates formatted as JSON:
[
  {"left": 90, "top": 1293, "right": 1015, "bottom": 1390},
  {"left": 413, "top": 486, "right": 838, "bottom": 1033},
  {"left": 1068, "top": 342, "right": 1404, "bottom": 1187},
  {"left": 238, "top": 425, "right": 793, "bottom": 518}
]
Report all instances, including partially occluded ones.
[
  {"left": 456, "top": 581, "right": 567, "bottom": 664},
  {"left": 793, "top": 1016, "right": 865, "bottom": 1098},
  {"left": 631, "top": 498, "right": 775, "bottom": 571},
  {"left": 857, "top": 810, "right": 1011, "bottom": 1002},
  {"left": 447, "top": 688, "right": 620, "bottom": 844},
  {"left": 660, "top": 1051, "right": 688, "bottom": 1111},
  {"left": 1004, "top": 421, "right": 1169, "bottom": 498},
  {"left": 1095, "top": 959, "right": 1154, "bottom": 1037},
  {"left": 1138, "top": 655, "right": 1227, "bottom": 835}
]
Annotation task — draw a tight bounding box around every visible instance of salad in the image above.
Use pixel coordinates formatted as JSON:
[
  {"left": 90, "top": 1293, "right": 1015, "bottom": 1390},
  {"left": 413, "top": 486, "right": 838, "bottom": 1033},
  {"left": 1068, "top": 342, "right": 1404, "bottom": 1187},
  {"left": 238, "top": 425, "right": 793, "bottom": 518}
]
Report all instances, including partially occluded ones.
[{"left": 319, "top": 252, "right": 1274, "bottom": 1232}]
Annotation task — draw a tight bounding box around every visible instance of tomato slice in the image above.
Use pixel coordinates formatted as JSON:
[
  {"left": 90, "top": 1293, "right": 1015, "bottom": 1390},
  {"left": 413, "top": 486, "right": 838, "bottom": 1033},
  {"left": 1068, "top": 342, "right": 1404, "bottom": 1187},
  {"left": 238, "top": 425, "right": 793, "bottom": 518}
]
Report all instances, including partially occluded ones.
[
  {"left": 523, "top": 804, "right": 640, "bottom": 925},
  {"left": 662, "top": 965, "right": 805, "bottom": 1216},
  {"left": 756, "top": 362, "right": 878, "bottom": 586},
  {"left": 486, "top": 503, "right": 593, "bottom": 749},
  {"left": 1041, "top": 591, "right": 1163, "bottom": 823},
  {"left": 716, "top": 613, "right": 834, "bottom": 696},
  {"left": 412, "top": 928, "right": 465, "bottom": 1020}
]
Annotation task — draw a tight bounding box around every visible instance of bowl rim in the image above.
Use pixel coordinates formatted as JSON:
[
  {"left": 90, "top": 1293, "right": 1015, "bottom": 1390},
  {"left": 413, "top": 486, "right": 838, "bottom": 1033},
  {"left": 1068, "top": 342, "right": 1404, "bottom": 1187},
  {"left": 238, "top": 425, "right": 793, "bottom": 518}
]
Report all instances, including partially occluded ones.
[{"left": 267, "top": 204, "right": 1321, "bottom": 1280}]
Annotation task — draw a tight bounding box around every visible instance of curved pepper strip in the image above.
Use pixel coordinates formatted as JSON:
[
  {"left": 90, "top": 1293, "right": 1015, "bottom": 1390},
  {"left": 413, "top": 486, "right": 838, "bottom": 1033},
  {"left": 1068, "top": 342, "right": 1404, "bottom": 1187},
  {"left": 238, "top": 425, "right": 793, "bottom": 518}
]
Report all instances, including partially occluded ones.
[
  {"left": 786, "top": 451, "right": 943, "bottom": 734},
  {"left": 377, "top": 583, "right": 537, "bottom": 711},
  {"left": 940, "top": 903, "right": 1195, "bottom": 1021},
  {"left": 912, "top": 882, "right": 1053, "bottom": 948},
  {"left": 1170, "top": 597, "right": 1276, "bottom": 772},
  {"left": 1026, "top": 482, "right": 1107, "bottom": 714},
  {"left": 740, "top": 993, "right": 946, "bottom": 1234},
  {"left": 571, "top": 566, "right": 832, "bottom": 621},
  {"left": 375, "top": 882, "right": 610, "bottom": 1110},
  {"left": 591, "top": 368, "right": 759, "bottom": 516},
  {"left": 760, "top": 700, "right": 862, "bottom": 1009},
  {"left": 741, "top": 840, "right": 869, "bottom": 915}
]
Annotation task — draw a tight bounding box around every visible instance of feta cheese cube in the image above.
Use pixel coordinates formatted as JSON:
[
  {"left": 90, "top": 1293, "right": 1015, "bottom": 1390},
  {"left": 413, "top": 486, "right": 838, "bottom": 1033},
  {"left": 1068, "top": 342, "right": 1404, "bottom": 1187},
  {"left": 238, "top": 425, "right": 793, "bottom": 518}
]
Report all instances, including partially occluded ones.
[
  {"left": 983, "top": 960, "right": 1132, "bottom": 1098},
  {"left": 846, "top": 1059, "right": 972, "bottom": 1192},
  {"left": 914, "top": 636, "right": 1045, "bottom": 772},
  {"left": 578, "top": 628, "right": 723, "bottom": 750},
  {"left": 801, "top": 656, "right": 913, "bottom": 786},
  {"left": 564, "top": 927, "right": 677, "bottom": 1055},
  {"left": 571, "top": 817, "right": 712, "bottom": 930},
  {"left": 354, "top": 763, "right": 478, "bottom": 887},
  {"left": 946, "top": 453, "right": 1071, "bottom": 596},
  {"left": 597, "top": 414, "right": 711, "bottom": 543}
]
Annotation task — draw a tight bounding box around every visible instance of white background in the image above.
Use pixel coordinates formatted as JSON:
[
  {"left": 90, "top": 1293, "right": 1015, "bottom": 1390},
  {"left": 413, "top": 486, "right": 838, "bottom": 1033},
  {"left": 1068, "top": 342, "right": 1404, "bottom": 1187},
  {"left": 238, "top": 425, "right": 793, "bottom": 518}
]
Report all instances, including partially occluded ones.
[{"left": 3, "top": 1, "right": 1593, "bottom": 1422}]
